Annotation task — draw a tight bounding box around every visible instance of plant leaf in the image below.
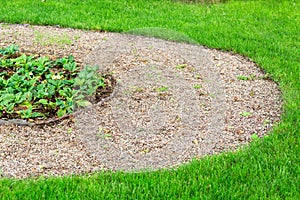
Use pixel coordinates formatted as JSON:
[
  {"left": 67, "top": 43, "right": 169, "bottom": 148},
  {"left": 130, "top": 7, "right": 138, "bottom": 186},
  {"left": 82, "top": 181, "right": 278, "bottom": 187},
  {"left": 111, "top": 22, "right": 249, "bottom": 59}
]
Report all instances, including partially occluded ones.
[{"left": 57, "top": 108, "right": 66, "bottom": 117}]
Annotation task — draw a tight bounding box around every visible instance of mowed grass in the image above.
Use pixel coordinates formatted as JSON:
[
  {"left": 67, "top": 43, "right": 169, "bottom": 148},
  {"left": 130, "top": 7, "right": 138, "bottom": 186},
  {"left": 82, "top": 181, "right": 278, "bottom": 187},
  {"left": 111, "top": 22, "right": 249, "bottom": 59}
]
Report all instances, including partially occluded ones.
[{"left": 0, "top": 0, "right": 299, "bottom": 199}]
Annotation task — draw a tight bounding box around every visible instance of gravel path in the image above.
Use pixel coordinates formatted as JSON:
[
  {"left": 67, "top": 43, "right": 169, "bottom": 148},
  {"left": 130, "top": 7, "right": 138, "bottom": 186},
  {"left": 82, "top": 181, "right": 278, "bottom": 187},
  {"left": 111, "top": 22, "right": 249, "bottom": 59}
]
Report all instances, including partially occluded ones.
[{"left": 0, "top": 23, "right": 282, "bottom": 178}]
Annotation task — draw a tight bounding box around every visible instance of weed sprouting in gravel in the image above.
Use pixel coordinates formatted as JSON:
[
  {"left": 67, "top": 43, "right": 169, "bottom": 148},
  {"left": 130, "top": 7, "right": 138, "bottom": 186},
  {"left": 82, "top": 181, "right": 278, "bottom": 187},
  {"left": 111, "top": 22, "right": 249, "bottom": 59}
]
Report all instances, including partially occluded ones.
[
  {"left": 236, "top": 74, "right": 255, "bottom": 81},
  {"left": 155, "top": 86, "right": 169, "bottom": 92}
]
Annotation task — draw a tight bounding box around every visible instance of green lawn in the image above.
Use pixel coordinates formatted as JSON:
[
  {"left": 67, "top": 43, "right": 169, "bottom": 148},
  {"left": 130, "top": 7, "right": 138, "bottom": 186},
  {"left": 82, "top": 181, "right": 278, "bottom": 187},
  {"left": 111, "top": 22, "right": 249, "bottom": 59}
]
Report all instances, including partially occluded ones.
[{"left": 0, "top": 0, "right": 299, "bottom": 199}]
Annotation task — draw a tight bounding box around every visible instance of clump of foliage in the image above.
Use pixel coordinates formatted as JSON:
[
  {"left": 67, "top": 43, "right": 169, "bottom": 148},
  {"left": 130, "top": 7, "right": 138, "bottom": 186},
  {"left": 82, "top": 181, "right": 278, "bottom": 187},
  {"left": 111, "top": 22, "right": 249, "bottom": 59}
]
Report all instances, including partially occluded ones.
[{"left": 0, "top": 44, "right": 106, "bottom": 120}]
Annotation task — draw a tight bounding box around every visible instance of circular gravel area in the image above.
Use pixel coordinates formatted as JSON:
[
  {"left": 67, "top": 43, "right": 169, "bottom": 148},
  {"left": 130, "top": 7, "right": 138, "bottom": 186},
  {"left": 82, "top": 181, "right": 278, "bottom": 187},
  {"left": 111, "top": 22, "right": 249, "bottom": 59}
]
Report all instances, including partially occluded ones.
[{"left": 0, "top": 24, "right": 282, "bottom": 178}]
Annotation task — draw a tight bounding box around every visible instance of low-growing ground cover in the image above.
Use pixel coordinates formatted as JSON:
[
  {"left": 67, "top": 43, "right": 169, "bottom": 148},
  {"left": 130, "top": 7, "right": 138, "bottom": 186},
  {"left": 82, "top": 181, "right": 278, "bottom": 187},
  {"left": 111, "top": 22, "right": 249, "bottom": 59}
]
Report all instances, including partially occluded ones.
[
  {"left": 0, "top": 45, "right": 112, "bottom": 123},
  {"left": 0, "top": 0, "right": 299, "bottom": 199}
]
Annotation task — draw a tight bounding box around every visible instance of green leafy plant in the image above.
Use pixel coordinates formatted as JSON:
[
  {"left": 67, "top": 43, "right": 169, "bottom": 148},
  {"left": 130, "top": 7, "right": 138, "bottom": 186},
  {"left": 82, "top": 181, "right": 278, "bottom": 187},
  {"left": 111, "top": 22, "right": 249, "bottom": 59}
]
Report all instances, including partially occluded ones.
[
  {"left": 194, "top": 84, "right": 202, "bottom": 90},
  {"left": 236, "top": 74, "right": 255, "bottom": 81},
  {"left": 155, "top": 86, "right": 169, "bottom": 92},
  {"left": 0, "top": 44, "right": 107, "bottom": 119},
  {"left": 239, "top": 111, "right": 252, "bottom": 117},
  {"left": 0, "top": 44, "right": 19, "bottom": 57},
  {"left": 175, "top": 64, "right": 187, "bottom": 69}
]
